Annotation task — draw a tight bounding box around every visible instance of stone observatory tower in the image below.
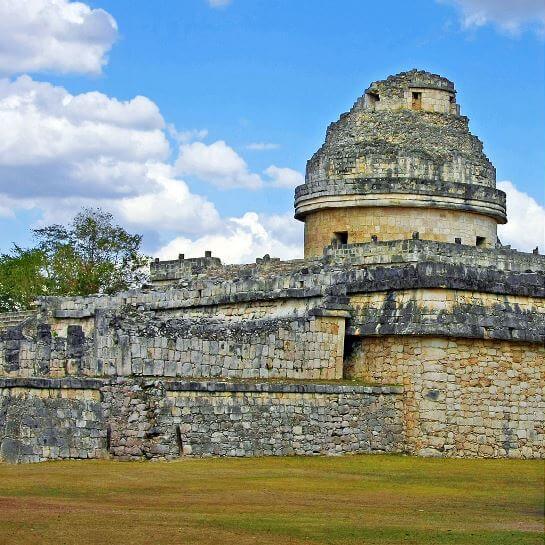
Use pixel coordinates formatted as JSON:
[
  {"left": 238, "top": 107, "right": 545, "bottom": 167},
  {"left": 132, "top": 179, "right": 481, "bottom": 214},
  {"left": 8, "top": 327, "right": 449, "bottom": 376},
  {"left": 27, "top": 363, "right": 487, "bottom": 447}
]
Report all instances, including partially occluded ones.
[
  {"left": 0, "top": 69, "right": 543, "bottom": 463},
  {"left": 295, "top": 70, "right": 507, "bottom": 257}
]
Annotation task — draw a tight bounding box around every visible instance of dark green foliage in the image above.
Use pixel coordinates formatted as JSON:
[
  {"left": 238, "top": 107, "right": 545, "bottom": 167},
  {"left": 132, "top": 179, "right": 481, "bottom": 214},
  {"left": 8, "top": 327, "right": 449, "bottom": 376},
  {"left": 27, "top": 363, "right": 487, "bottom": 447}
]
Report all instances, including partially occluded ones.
[
  {"left": 0, "top": 247, "right": 48, "bottom": 312},
  {"left": 0, "top": 208, "right": 148, "bottom": 310}
]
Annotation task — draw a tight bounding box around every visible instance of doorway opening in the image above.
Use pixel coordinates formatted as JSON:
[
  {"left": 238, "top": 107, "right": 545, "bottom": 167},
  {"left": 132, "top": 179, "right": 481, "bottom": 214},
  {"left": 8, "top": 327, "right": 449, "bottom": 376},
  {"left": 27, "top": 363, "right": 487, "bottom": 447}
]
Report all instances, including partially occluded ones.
[{"left": 412, "top": 91, "right": 422, "bottom": 110}]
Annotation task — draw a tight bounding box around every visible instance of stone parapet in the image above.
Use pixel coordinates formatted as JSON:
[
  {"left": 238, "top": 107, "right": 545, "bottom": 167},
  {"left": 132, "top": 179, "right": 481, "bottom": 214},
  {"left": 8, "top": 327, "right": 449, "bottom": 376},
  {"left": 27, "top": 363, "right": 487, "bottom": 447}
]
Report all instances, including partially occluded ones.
[
  {"left": 324, "top": 239, "right": 545, "bottom": 272},
  {"left": 150, "top": 254, "right": 223, "bottom": 283}
]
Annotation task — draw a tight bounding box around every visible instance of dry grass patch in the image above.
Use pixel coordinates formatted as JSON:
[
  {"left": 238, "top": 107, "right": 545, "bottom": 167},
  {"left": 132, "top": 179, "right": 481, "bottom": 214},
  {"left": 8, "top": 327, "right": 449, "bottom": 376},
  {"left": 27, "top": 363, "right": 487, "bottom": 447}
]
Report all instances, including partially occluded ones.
[{"left": 0, "top": 455, "right": 542, "bottom": 545}]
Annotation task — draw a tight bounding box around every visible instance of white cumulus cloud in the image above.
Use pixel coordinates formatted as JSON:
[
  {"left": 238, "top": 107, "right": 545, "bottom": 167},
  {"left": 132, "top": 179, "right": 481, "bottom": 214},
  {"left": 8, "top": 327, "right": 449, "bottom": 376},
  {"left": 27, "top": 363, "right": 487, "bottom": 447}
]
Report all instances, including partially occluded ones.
[
  {"left": 157, "top": 212, "right": 303, "bottom": 264},
  {"left": 115, "top": 163, "right": 221, "bottom": 235},
  {"left": 175, "top": 140, "right": 263, "bottom": 190},
  {"left": 0, "top": 76, "right": 168, "bottom": 199},
  {"left": 175, "top": 141, "right": 303, "bottom": 191},
  {"left": 0, "top": 75, "right": 304, "bottom": 265},
  {"left": 498, "top": 181, "right": 545, "bottom": 252},
  {"left": 264, "top": 165, "right": 304, "bottom": 188},
  {"left": 441, "top": 0, "right": 545, "bottom": 34},
  {"left": 0, "top": 0, "right": 118, "bottom": 75},
  {"left": 0, "top": 76, "right": 222, "bottom": 241}
]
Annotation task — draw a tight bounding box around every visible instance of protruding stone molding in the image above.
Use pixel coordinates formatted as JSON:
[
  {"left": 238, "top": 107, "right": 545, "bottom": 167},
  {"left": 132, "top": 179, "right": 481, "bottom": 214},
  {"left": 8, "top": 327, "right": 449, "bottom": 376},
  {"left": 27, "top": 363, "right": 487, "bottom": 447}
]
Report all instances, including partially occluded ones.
[
  {"left": 308, "top": 308, "right": 351, "bottom": 318},
  {"left": 295, "top": 177, "right": 504, "bottom": 203},
  {"left": 163, "top": 380, "right": 403, "bottom": 395},
  {"left": 294, "top": 178, "right": 507, "bottom": 223},
  {"left": 347, "top": 319, "right": 545, "bottom": 344},
  {"left": 343, "top": 262, "right": 545, "bottom": 298},
  {"left": 0, "top": 377, "right": 103, "bottom": 390},
  {"left": 0, "top": 376, "right": 403, "bottom": 396}
]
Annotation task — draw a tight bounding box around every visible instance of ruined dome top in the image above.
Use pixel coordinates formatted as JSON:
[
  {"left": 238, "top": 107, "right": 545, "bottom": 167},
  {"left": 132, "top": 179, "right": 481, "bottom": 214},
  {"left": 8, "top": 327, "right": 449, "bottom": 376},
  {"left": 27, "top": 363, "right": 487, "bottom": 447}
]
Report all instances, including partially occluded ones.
[
  {"left": 366, "top": 69, "right": 456, "bottom": 98},
  {"left": 294, "top": 69, "right": 506, "bottom": 224}
]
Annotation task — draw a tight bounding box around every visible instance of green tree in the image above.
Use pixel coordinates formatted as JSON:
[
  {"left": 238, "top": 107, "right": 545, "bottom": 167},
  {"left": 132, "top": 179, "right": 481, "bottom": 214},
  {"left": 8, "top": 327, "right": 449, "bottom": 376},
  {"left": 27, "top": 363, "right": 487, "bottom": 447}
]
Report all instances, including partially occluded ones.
[
  {"left": 0, "top": 247, "right": 48, "bottom": 312},
  {"left": 0, "top": 208, "right": 149, "bottom": 311},
  {"left": 34, "top": 208, "right": 149, "bottom": 296}
]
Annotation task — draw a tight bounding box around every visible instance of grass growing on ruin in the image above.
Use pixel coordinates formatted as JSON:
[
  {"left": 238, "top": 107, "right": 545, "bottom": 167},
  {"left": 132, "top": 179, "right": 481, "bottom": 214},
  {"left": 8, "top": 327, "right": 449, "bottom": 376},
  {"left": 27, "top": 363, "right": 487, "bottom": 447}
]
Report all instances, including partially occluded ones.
[{"left": 0, "top": 455, "right": 542, "bottom": 545}]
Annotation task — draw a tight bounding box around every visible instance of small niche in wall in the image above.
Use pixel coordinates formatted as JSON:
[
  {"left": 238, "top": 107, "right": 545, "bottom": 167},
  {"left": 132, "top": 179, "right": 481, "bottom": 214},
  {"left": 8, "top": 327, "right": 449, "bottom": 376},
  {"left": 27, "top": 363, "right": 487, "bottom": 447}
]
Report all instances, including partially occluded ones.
[
  {"left": 476, "top": 236, "right": 486, "bottom": 247},
  {"left": 333, "top": 231, "right": 348, "bottom": 245},
  {"left": 175, "top": 425, "right": 184, "bottom": 456}
]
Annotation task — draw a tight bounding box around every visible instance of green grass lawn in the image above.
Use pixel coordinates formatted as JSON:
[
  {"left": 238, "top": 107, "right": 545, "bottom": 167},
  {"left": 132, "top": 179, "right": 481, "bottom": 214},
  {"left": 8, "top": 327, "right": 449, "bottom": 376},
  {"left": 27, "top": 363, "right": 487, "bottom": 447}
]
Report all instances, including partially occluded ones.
[{"left": 0, "top": 455, "right": 542, "bottom": 545}]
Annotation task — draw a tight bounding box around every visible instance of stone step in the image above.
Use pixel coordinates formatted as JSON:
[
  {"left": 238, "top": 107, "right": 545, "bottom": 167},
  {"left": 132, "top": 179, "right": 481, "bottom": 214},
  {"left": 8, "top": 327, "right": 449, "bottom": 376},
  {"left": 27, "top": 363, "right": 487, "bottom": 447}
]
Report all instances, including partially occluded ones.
[{"left": 0, "top": 311, "right": 36, "bottom": 331}]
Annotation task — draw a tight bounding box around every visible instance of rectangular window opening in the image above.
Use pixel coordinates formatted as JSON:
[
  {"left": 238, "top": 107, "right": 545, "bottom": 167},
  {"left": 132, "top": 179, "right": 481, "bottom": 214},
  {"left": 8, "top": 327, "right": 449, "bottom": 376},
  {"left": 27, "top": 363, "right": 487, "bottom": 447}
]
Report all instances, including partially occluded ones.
[
  {"left": 367, "top": 91, "right": 380, "bottom": 103},
  {"left": 476, "top": 236, "right": 486, "bottom": 247},
  {"left": 333, "top": 231, "right": 348, "bottom": 245}
]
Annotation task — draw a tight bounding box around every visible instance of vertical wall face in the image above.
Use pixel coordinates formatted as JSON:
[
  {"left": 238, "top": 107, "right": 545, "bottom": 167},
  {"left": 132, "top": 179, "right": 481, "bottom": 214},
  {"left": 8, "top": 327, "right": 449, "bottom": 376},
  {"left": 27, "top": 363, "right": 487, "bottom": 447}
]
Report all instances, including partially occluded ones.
[
  {"left": 163, "top": 388, "right": 403, "bottom": 457},
  {"left": 303, "top": 207, "right": 498, "bottom": 258},
  {"left": 0, "top": 314, "right": 347, "bottom": 381},
  {"left": 366, "top": 88, "right": 458, "bottom": 114},
  {"left": 347, "top": 336, "right": 545, "bottom": 458},
  {"left": 0, "top": 379, "right": 405, "bottom": 462},
  {"left": 0, "top": 386, "right": 105, "bottom": 463}
]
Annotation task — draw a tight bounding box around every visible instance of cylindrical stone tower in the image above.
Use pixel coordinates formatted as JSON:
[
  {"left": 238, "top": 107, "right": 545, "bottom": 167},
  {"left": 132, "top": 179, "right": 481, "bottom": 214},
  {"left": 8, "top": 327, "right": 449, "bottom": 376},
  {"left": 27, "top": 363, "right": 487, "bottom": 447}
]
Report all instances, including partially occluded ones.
[{"left": 295, "top": 70, "right": 507, "bottom": 258}]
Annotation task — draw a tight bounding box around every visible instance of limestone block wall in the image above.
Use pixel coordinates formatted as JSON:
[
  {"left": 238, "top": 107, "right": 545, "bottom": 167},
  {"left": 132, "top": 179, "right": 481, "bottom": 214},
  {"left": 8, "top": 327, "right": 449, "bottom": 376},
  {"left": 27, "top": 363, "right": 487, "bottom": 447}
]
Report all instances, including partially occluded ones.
[
  {"left": 103, "top": 380, "right": 404, "bottom": 460},
  {"left": 96, "top": 313, "right": 346, "bottom": 380},
  {"left": 346, "top": 336, "right": 545, "bottom": 459},
  {"left": 0, "top": 313, "right": 346, "bottom": 381},
  {"left": 361, "top": 70, "right": 457, "bottom": 114},
  {"left": 366, "top": 87, "right": 457, "bottom": 114},
  {"left": 0, "top": 323, "right": 95, "bottom": 379},
  {"left": 304, "top": 206, "right": 497, "bottom": 257},
  {"left": 349, "top": 289, "right": 545, "bottom": 343},
  {"left": 0, "top": 378, "right": 404, "bottom": 462},
  {"left": 0, "top": 379, "right": 105, "bottom": 463}
]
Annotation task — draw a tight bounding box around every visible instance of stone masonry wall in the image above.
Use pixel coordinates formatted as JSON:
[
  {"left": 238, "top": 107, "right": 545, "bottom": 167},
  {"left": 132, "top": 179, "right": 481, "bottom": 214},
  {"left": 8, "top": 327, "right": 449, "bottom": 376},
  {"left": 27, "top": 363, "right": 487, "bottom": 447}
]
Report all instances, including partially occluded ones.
[
  {"left": 97, "top": 312, "right": 346, "bottom": 380},
  {"left": 0, "top": 379, "right": 105, "bottom": 463},
  {"left": 102, "top": 380, "right": 404, "bottom": 460},
  {"left": 346, "top": 336, "right": 545, "bottom": 459},
  {"left": 349, "top": 288, "right": 545, "bottom": 344},
  {"left": 304, "top": 206, "right": 497, "bottom": 257},
  {"left": 0, "top": 312, "right": 346, "bottom": 381},
  {"left": 0, "top": 378, "right": 403, "bottom": 462}
]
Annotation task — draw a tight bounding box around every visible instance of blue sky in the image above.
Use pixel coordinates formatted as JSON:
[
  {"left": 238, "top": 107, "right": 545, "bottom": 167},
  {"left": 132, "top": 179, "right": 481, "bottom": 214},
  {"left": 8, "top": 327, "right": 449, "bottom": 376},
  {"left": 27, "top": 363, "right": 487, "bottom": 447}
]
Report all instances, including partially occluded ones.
[{"left": 0, "top": 0, "right": 543, "bottom": 261}]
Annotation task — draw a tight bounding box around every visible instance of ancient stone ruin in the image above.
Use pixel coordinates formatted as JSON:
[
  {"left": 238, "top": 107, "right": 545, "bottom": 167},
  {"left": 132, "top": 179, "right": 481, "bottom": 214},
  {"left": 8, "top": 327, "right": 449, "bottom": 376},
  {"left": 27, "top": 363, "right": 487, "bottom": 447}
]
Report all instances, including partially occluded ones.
[{"left": 1, "top": 69, "right": 543, "bottom": 462}]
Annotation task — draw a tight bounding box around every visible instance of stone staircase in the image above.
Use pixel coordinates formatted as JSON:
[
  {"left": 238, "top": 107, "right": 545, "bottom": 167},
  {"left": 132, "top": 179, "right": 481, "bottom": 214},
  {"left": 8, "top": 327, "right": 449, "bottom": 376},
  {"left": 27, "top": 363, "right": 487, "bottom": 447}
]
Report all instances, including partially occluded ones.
[{"left": 0, "top": 311, "right": 36, "bottom": 332}]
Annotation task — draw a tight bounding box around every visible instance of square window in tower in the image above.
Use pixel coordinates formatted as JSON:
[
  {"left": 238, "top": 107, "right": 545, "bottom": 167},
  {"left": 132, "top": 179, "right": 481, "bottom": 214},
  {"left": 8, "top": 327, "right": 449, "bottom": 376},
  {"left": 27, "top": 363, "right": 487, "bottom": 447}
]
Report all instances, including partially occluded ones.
[{"left": 333, "top": 231, "right": 348, "bottom": 245}]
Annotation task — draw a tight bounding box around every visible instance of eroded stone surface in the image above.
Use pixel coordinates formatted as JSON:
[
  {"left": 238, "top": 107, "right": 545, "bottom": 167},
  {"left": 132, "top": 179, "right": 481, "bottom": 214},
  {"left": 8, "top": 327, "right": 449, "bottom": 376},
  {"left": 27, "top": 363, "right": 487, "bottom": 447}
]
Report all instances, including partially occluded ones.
[{"left": 0, "top": 70, "right": 543, "bottom": 462}]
